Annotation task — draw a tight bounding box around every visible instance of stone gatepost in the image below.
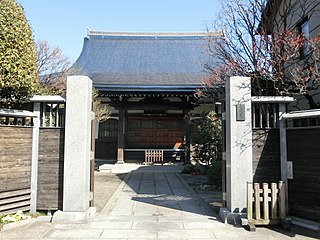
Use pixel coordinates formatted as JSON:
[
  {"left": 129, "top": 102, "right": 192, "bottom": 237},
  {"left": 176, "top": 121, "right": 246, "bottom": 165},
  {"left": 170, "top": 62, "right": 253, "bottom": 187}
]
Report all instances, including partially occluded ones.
[
  {"left": 225, "top": 76, "right": 252, "bottom": 214},
  {"left": 53, "top": 76, "right": 96, "bottom": 222}
]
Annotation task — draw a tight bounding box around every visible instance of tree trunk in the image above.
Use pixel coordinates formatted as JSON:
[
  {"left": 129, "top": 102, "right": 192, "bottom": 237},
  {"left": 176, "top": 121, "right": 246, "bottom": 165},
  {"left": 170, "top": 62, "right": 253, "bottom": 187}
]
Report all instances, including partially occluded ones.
[{"left": 304, "top": 93, "right": 318, "bottom": 109}]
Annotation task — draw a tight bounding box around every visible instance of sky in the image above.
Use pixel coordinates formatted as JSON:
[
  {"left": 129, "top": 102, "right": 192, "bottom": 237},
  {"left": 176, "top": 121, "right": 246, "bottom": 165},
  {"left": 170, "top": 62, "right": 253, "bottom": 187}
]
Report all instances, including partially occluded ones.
[{"left": 17, "top": 0, "right": 221, "bottom": 62}]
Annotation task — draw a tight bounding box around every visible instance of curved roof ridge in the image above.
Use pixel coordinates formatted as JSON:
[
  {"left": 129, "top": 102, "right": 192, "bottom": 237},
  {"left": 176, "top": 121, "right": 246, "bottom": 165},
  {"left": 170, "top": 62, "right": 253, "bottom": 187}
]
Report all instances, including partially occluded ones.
[{"left": 87, "top": 29, "right": 223, "bottom": 38}]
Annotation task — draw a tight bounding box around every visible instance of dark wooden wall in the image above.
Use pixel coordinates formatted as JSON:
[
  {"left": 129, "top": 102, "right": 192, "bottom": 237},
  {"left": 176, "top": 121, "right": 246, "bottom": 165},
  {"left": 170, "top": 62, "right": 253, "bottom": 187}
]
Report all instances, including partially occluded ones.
[
  {"left": 0, "top": 126, "right": 32, "bottom": 214},
  {"left": 126, "top": 115, "right": 184, "bottom": 149},
  {"left": 287, "top": 128, "right": 320, "bottom": 222},
  {"left": 252, "top": 129, "right": 281, "bottom": 183},
  {"left": 37, "top": 128, "right": 64, "bottom": 210},
  {"left": 96, "top": 119, "right": 118, "bottom": 160}
]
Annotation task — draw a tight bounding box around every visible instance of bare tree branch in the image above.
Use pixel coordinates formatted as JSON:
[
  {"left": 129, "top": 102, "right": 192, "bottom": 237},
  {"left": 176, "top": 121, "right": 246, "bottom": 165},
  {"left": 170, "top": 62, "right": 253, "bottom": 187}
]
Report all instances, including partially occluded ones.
[{"left": 205, "top": 0, "right": 320, "bottom": 108}]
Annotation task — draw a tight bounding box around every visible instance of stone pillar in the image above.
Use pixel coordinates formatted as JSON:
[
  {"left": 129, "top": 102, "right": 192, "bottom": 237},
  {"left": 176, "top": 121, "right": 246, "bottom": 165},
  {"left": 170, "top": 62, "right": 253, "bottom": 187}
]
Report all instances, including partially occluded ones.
[
  {"left": 53, "top": 76, "right": 95, "bottom": 222},
  {"left": 225, "top": 76, "right": 252, "bottom": 213},
  {"left": 117, "top": 109, "right": 125, "bottom": 163}
]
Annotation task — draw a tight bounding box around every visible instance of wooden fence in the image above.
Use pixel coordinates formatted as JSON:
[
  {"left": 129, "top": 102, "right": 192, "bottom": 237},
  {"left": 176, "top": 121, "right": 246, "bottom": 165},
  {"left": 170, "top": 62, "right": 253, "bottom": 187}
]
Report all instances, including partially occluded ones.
[
  {"left": 144, "top": 150, "right": 164, "bottom": 165},
  {"left": 247, "top": 181, "right": 286, "bottom": 227},
  {"left": 0, "top": 189, "right": 31, "bottom": 215},
  {"left": 37, "top": 128, "right": 64, "bottom": 210},
  {"left": 0, "top": 101, "right": 65, "bottom": 214},
  {"left": 0, "top": 115, "right": 34, "bottom": 215}
]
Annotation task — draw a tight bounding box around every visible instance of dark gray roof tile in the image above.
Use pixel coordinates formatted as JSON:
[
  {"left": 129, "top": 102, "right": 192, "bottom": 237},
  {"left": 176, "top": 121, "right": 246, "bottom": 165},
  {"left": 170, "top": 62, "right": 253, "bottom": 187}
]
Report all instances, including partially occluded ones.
[{"left": 74, "top": 31, "right": 221, "bottom": 86}]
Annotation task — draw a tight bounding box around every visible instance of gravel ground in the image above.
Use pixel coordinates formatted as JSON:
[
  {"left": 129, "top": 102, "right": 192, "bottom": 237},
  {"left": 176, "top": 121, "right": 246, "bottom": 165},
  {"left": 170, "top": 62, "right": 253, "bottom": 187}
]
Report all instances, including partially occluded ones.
[
  {"left": 94, "top": 171, "right": 127, "bottom": 213},
  {"left": 180, "top": 173, "right": 222, "bottom": 213}
]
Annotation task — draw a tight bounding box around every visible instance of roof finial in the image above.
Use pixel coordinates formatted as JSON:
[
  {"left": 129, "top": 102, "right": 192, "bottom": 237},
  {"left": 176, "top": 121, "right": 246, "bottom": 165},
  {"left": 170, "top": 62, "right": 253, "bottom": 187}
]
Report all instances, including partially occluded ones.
[{"left": 86, "top": 27, "right": 92, "bottom": 37}]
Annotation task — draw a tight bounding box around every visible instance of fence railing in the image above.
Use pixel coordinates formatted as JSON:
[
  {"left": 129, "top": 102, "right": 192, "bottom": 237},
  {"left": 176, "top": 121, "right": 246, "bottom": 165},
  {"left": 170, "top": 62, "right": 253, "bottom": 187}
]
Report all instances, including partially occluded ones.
[
  {"left": 144, "top": 150, "right": 164, "bottom": 165},
  {"left": 252, "top": 103, "right": 279, "bottom": 129},
  {"left": 247, "top": 181, "right": 286, "bottom": 226},
  {"left": 39, "top": 102, "right": 65, "bottom": 128},
  {"left": 0, "top": 109, "right": 36, "bottom": 127}
]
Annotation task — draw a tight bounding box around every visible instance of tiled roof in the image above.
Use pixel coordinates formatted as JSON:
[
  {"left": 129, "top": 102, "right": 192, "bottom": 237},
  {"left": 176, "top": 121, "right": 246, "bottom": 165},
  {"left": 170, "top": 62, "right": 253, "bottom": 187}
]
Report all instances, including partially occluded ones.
[{"left": 74, "top": 30, "right": 222, "bottom": 87}]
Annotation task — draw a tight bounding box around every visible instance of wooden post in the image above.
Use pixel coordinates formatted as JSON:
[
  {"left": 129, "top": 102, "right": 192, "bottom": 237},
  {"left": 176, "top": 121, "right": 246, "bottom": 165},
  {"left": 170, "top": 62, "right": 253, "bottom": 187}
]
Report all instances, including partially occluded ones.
[
  {"left": 279, "top": 181, "right": 286, "bottom": 221},
  {"left": 90, "top": 110, "right": 96, "bottom": 207},
  {"left": 271, "top": 183, "right": 277, "bottom": 219},
  {"left": 117, "top": 109, "right": 125, "bottom": 164},
  {"left": 30, "top": 102, "right": 40, "bottom": 213},
  {"left": 222, "top": 103, "right": 226, "bottom": 207},
  {"left": 247, "top": 182, "right": 253, "bottom": 220},
  {"left": 263, "top": 183, "right": 269, "bottom": 220},
  {"left": 254, "top": 183, "right": 260, "bottom": 220},
  {"left": 183, "top": 111, "right": 191, "bottom": 163}
]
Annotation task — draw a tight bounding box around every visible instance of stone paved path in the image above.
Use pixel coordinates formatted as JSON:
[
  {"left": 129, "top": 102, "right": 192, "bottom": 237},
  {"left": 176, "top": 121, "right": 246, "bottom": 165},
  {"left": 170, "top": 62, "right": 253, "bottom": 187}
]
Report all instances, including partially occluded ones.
[{"left": 0, "top": 166, "right": 319, "bottom": 239}]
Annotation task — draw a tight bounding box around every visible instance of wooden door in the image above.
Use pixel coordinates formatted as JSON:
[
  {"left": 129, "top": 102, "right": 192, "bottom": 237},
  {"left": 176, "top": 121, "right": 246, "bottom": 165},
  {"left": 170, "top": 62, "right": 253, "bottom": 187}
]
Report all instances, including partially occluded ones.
[
  {"left": 95, "top": 119, "right": 118, "bottom": 159},
  {"left": 126, "top": 115, "right": 184, "bottom": 148},
  {"left": 287, "top": 128, "right": 320, "bottom": 222}
]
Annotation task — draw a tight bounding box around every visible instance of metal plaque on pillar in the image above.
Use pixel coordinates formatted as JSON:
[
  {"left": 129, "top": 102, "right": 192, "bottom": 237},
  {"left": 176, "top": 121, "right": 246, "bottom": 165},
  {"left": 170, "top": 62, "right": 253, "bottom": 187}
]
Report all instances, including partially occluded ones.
[{"left": 236, "top": 104, "right": 245, "bottom": 121}]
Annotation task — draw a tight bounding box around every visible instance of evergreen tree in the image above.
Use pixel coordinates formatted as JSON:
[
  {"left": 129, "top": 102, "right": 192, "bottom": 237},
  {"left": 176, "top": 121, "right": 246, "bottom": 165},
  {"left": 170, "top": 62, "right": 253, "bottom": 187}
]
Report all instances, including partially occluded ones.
[{"left": 0, "top": 0, "right": 38, "bottom": 107}]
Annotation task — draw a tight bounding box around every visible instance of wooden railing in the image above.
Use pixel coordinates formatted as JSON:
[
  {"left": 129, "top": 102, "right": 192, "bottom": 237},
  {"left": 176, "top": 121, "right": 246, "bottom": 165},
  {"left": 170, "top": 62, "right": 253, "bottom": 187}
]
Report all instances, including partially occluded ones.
[
  {"left": 247, "top": 181, "right": 286, "bottom": 228},
  {"left": 144, "top": 150, "right": 164, "bottom": 165},
  {"left": 0, "top": 108, "right": 36, "bottom": 127},
  {"left": 252, "top": 102, "right": 279, "bottom": 129}
]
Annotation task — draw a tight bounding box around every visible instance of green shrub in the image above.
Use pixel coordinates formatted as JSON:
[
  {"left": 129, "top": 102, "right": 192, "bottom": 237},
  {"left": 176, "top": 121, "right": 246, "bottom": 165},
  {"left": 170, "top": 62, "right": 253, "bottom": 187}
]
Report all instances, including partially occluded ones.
[
  {"left": 207, "top": 160, "right": 222, "bottom": 190},
  {"left": 0, "top": 211, "right": 31, "bottom": 224},
  {"left": 191, "top": 111, "right": 222, "bottom": 165},
  {"left": 191, "top": 111, "right": 222, "bottom": 188}
]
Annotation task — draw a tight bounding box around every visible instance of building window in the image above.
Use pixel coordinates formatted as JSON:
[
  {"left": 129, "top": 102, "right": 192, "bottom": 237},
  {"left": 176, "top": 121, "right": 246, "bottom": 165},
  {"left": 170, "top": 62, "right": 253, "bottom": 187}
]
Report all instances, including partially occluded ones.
[{"left": 297, "top": 17, "right": 310, "bottom": 58}]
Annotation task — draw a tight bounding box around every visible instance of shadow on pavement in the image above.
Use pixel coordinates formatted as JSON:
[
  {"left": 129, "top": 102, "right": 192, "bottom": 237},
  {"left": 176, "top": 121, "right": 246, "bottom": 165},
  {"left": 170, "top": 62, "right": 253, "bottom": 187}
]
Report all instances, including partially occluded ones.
[{"left": 122, "top": 165, "right": 218, "bottom": 218}]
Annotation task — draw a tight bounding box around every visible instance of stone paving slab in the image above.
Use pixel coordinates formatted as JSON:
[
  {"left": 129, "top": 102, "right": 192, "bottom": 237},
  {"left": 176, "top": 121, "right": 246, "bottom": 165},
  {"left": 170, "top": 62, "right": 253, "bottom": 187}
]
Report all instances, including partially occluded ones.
[
  {"left": 132, "top": 221, "right": 184, "bottom": 230},
  {"left": 158, "top": 229, "right": 215, "bottom": 239},
  {"left": 0, "top": 165, "right": 319, "bottom": 239},
  {"left": 43, "top": 229, "right": 103, "bottom": 239},
  {"left": 100, "top": 229, "right": 158, "bottom": 239}
]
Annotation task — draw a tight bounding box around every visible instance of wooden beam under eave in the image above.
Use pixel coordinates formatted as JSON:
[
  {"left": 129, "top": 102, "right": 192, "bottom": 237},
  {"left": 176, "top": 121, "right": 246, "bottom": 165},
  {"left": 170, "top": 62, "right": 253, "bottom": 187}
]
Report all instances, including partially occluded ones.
[{"left": 109, "top": 102, "right": 198, "bottom": 111}]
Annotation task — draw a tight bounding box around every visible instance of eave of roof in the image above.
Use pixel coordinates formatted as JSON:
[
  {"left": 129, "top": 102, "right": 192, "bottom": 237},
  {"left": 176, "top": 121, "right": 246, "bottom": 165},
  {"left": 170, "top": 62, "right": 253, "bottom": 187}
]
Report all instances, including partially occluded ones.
[{"left": 94, "top": 83, "right": 204, "bottom": 94}]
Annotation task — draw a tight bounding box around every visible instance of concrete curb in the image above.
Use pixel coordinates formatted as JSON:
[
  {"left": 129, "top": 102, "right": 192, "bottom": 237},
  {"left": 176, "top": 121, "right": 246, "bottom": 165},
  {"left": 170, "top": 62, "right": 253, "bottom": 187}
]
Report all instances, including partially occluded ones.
[
  {"left": 100, "top": 171, "right": 132, "bottom": 215},
  {"left": 1, "top": 218, "right": 37, "bottom": 231},
  {"left": 0, "top": 215, "right": 52, "bottom": 231}
]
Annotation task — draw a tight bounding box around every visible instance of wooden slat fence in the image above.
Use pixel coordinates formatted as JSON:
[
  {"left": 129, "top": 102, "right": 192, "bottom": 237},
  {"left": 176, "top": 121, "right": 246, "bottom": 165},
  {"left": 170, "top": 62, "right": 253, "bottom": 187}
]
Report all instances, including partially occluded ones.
[
  {"left": 247, "top": 181, "right": 285, "bottom": 226},
  {"left": 0, "top": 124, "right": 33, "bottom": 215},
  {"left": 37, "top": 128, "right": 64, "bottom": 210},
  {"left": 144, "top": 150, "right": 164, "bottom": 165},
  {"left": 0, "top": 189, "right": 31, "bottom": 215}
]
